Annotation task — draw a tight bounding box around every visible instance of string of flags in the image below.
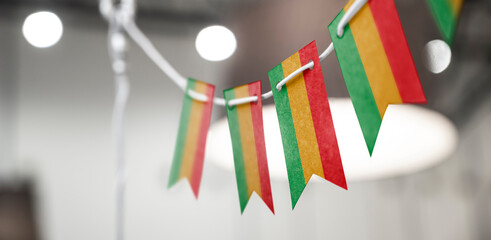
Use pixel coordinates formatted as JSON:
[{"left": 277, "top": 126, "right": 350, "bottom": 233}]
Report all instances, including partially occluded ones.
[{"left": 103, "top": 0, "right": 465, "bottom": 214}]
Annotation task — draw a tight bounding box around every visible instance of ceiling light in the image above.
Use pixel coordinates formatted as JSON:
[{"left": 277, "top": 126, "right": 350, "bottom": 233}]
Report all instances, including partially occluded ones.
[
  {"left": 195, "top": 25, "right": 237, "bottom": 62},
  {"left": 206, "top": 98, "right": 458, "bottom": 182},
  {"left": 23, "top": 11, "right": 63, "bottom": 48},
  {"left": 423, "top": 39, "right": 452, "bottom": 74}
]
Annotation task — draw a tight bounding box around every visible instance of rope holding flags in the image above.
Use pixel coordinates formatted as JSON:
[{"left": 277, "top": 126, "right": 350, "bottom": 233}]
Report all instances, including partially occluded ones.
[{"left": 100, "top": 0, "right": 467, "bottom": 223}]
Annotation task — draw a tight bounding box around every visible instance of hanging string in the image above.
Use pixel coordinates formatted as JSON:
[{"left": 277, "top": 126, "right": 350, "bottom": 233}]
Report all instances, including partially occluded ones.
[
  {"left": 99, "top": 1, "right": 367, "bottom": 240},
  {"left": 124, "top": 20, "right": 333, "bottom": 106},
  {"left": 190, "top": 42, "right": 332, "bottom": 107},
  {"left": 101, "top": 1, "right": 133, "bottom": 240},
  {"left": 337, "top": 0, "right": 368, "bottom": 37},
  {"left": 116, "top": 0, "right": 366, "bottom": 107},
  {"left": 123, "top": 20, "right": 188, "bottom": 91},
  {"left": 108, "top": 17, "right": 129, "bottom": 240},
  {"left": 276, "top": 60, "right": 314, "bottom": 91},
  {"left": 102, "top": 1, "right": 366, "bottom": 106}
]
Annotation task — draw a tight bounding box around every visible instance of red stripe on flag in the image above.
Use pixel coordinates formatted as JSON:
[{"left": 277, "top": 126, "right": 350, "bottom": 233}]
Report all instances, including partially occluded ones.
[
  {"left": 248, "top": 82, "right": 274, "bottom": 213},
  {"left": 190, "top": 84, "right": 215, "bottom": 198},
  {"left": 299, "top": 41, "right": 347, "bottom": 189},
  {"left": 369, "top": 0, "right": 426, "bottom": 104}
]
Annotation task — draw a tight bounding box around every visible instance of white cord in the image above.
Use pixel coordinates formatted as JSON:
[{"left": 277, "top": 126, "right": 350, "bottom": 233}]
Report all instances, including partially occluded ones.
[
  {"left": 124, "top": 20, "right": 188, "bottom": 90},
  {"left": 213, "top": 96, "right": 227, "bottom": 106},
  {"left": 319, "top": 42, "right": 334, "bottom": 62},
  {"left": 113, "top": 72, "right": 129, "bottom": 240},
  {"left": 111, "top": 0, "right": 367, "bottom": 107},
  {"left": 187, "top": 89, "right": 209, "bottom": 102},
  {"left": 262, "top": 91, "right": 273, "bottom": 99},
  {"left": 123, "top": 19, "right": 335, "bottom": 107},
  {"left": 224, "top": 42, "right": 332, "bottom": 106},
  {"left": 228, "top": 95, "right": 258, "bottom": 107},
  {"left": 107, "top": 12, "right": 129, "bottom": 240},
  {"left": 337, "top": 0, "right": 368, "bottom": 37},
  {"left": 276, "top": 60, "right": 314, "bottom": 91}
]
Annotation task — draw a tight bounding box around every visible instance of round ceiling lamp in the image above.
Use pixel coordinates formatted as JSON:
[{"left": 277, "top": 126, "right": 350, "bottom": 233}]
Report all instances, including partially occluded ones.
[
  {"left": 423, "top": 39, "right": 452, "bottom": 74},
  {"left": 23, "top": 11, "right": 63, "bottom": 48},
  {"left": 206, "top": 98, "right": 458, "bottom": 182},
  {"left": 195, "top": 25, "right": 237, "bottom": 62}
]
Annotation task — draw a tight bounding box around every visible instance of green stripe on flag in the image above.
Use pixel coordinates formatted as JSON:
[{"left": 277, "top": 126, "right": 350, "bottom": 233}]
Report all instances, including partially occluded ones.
[
  {"left": 224, "top": 89, "right": 249, "bottom": 213},
  {"left": 328, "top": 11, "right": 382, "bottom": 155},
  {"left": 168, "top": 78, "right": 195, "bottom": 187},
  {"left": 427, "top": 0, "right": 456, "bottom": 44},
  {"left": 268, "top": 64, "right": 305, "bottom": 209}
]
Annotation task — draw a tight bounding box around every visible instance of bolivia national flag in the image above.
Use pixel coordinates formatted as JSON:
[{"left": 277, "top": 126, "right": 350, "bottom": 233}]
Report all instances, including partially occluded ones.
[
  {"left": 328, "top": 0, "right": 426, "bottom": 155},
  {"left": 268, "top": 41, "right": 347, "bottom": 209},
  {"left": 168, "top": 78, "right": 215, "bottom": 198},
  {"left": 224, "top": 81, "right": 274, "bottom": 214},
  {"left": 427, "top": 0, "right": 464, "bottom": 44}
]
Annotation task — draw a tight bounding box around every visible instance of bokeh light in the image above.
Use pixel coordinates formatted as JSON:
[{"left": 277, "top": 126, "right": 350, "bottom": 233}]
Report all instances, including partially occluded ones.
[
  {"left": 23, "top": 11, "right": 63, "bottom": 48},
  {"left": 195, "top": 25, "right": 237, "bottom": 62},
  {"left": 423, "top": 39, "right": 452, "bottom": 74}
]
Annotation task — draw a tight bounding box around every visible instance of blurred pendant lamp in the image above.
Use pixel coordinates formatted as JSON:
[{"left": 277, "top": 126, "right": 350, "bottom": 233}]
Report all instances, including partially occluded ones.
[{"left": 206, "top": 99, "right": 458, "bottom": 182}]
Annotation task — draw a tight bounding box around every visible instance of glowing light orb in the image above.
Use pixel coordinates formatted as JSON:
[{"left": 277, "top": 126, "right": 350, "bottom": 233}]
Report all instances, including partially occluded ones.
[
  {"left": 23, "top": 11, "right": 63, "bottom": 48},
  {"left": 195, "top": 25, "right": 237, "bottom": 62},
  {"left": 423, "top": 39, "right": 452, "bottom": 74}
]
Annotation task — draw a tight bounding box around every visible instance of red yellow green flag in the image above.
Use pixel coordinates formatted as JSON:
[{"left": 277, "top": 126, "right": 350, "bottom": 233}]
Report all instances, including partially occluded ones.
[
  {"left": 328, "top": 0, "right": 427, "bottom": 155},
  {"left": 268, "top": 41, "right": 347, "bottom": 209},
  {"left": 168, "top": 78, "right": 215, "bottom": 198},
  {"left": 224, "top": 81, "right": 274, "bottom": 214},
  {"left": 427, "top": 0, "right": 464, "bottom": 44}
]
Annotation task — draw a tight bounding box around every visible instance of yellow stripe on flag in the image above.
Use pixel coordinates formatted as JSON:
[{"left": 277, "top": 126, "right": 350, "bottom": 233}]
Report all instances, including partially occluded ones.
[
  {"left": 235, "top": 85, "right": 262, "bottom": 197},
  {"left": 180, "top": 81, "right": 207, "bottom": 179},
  {"left": 282, "top": 53, "right": 324, "bottom": 183},
  {"left": 448, "top": 0, "right": 463, "bottom": 16},
  {"left": 344, "top": 0, "right": 356, "bottom": 11},
  {"left": 349, "top": 4, "right": 402, "bottom": 117}
]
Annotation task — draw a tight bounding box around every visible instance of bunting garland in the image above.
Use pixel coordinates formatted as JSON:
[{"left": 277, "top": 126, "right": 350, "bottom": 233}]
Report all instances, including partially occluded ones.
[
  {"left": 224, "top": 81, "right": 274, "bottom": 214},
  {"left": 328, "top": 0, "right": 426, "bottom": 155},
  {"left": 100, "top": 0, "right": 469, "bottom": 216},
  {"left": 427, "top": 0, "right": 464, "bottom": 44},
  {"left": 268, "top": 41, "right": 346, "bottom": 208},
  {"left": 168, "top": 78, "right": 215, "bottom": 197}
]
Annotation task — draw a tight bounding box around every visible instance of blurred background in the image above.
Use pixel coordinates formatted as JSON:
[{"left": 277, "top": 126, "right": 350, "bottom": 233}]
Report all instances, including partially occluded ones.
[{"left": 0, "top": 0, "right": 490, "bottom": 239}]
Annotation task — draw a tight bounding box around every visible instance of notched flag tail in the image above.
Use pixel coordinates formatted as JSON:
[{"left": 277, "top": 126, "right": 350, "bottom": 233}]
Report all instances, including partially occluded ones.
[
  {"left": 168, "top": 78, "right": 215, "bottom": 198},
  {"left": 268, "top": 41, "right": 347, "bottom": 209},
  {"left": 224, "top": 81, "right": 274, "bottom": 214},
  {"left": 328, "top": 0, "right": 427, "bottom": 155},
  {"left": 427, "top": 0, "right": 464, "bottom": 44}
]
